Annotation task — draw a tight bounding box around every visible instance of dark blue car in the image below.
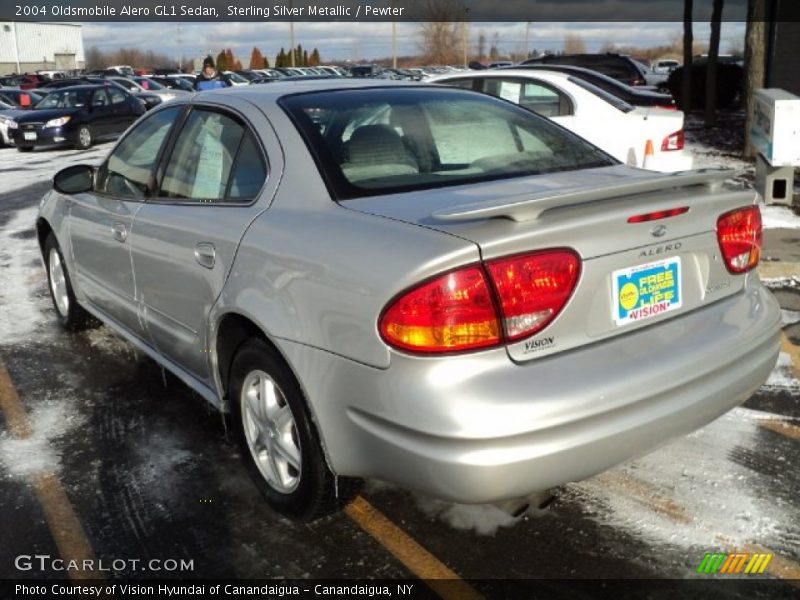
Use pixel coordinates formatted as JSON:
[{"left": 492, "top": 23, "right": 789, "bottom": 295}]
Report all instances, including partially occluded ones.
[{"left": 10, "top": 84, "right": 145, "bottom": 151}]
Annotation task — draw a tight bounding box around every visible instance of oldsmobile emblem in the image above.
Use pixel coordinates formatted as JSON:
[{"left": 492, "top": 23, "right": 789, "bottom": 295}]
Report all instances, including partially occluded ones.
[{"left": 650, "top": 224, "right": 668, "bottom": 238}]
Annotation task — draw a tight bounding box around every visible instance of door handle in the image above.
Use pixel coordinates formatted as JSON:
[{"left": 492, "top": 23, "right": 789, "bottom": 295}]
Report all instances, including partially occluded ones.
[
  {"left": 194, "top": 242, "right": 216, "bottom": 269},
  {"left": 111, "top": 222, "right": 128, "bottom": 242}
]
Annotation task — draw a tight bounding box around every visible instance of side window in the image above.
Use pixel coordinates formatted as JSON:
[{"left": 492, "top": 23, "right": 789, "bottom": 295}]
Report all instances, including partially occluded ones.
[
  {"left": 483, "top": 78, "right": 569, "bottom": 117},
  {"left": 109, "top": 87, "right": 126, "bottom": 105},
  {"left": 159, "top": 109, "right": 265, "bottom": 203},
  {"left": 91, "top": 90, "right": 109, "bottom": 107},
  {"left": 97, "top": 106, "right": 182, "bottom": 199}
]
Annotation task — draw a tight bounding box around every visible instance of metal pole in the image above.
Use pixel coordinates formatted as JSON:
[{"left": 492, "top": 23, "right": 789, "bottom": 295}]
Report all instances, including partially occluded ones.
[
  {"left": 12, "top": 22, "right": 21, "bottom": 73},
  {"left": 391, "top": 4, "right": 397, "bottom": 69},
  {"left": 524, "top": 22, "right": 531, "bottom": 58},
  {"left": 463, "top": 9, "right": 470, "bottom": 68},
  {"left": 289, "top": 0, "right": 295, "bottom": 67}
]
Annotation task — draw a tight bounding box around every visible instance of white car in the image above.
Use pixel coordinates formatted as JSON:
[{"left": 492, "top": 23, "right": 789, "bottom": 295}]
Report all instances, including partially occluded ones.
[
  {"left": 432, "top": 69, "right": 693, "bottom": 172},
  {"left": 108, "top": 76, "right": 188, "bottom": 102}
]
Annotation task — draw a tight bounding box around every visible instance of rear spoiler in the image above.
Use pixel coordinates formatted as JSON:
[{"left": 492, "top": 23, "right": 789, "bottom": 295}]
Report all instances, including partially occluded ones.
[{"left": 431, "top": 169, "right": 736, "bottom": 223}]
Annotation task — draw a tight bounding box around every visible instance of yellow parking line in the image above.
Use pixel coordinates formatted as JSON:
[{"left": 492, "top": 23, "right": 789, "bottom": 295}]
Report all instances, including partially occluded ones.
[
  {"left": 780, "top": 332, "right": 800, "bottom": 379},
  {"left": 746, "top": 544, "right": 800, "bottom": 585},
  {"left": 0, "top": 361, "right": 100, "bottom": 581},
  {"left": 345, "top": 496, "right": 484, "bottom": 600},
  {"left": 758, "top": 419, "right": 800, "bottom": 441}
]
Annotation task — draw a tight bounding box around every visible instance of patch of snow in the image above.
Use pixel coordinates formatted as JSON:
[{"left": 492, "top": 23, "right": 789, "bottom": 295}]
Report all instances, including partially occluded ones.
[
  {"left": 765, "top": 352, "right": 800, "bottom": 390},
  {"left": 566, "top": 407, "right": 797, "bottom": 550},
  {"left": 762, "top": 276, "right": 800, "bottom": 290},
  {"left": 761, "top": 205, "right": 800, "bottom": 230},
  {"left": 781, "top": 309, "right": 800, "bottom": 327},
  {"left": 410, "top": 496, "right": 522, "bottom": 536},
  {"left": 0, "top": 398, "right": 85, "bottom": 479},
  {"left": 0, "top": 144, "right": 109, "bottom": 193},
  {"left": 0, "top": 206, "right": 48, "bottom": 344}
]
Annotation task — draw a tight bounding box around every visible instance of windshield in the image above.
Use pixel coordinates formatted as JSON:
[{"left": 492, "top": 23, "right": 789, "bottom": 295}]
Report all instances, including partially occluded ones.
[
  {"left": 35, "top": 89, "right": 90, "bottom": 109},
  {"left": 280, "top": 87, "right": 615, "bottom": 199}
]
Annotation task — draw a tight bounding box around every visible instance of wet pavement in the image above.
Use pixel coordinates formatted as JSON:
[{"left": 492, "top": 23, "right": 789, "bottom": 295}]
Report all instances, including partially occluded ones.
[{"left": 0, "top": 144, "right": 798, "bottom": 597}]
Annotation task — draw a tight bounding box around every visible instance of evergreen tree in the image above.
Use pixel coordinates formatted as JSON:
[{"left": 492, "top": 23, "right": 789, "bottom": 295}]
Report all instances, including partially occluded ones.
[
  {"left": 249, "top": 47, "right": 264, "bottom": 70},
  {"left": 303, "top": 50, "right": 308, "bottom": 67},
  {"left": 309, "top": 48, "right": 321, "bottom": 66},
  {"left": 262, "top": 54, "right": 270, "bottom": 68},
  {"left": 215, "top": 50, "right": 227, "bottom": 71},
  {"left": 224, "top": 48, "right": 235, "bottom": 71},
  {"left": 276, "top": 48, "right": 286, "bottom": 68}
]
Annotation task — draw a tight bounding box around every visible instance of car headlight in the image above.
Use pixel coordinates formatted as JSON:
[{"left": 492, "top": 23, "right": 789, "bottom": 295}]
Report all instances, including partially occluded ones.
[
  {"left": 44, "top": 116, "right": 71, "bottom": 128},
  {"left": 6, "top": 119, "right": 18, "bottom": 129}
]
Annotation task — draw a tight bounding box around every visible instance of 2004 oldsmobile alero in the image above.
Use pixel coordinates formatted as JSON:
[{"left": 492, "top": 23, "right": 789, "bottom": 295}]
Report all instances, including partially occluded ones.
[{"left": 37, "top": 80, "right": 780, "bottom": 520}]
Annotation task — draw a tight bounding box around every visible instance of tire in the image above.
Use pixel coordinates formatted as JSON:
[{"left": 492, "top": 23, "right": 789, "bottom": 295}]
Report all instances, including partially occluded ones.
[
  {"left": 229, "top": 338, "right": 360, "bottom": 521},
  {"left": 43, "top": 233, "right": 94, "bottom": 331},
  {"left": 75, "top": 125, "right": 92, "bottom": 150},
  {"left": 16, "top": 146, "right": 33, "bottom": 152}
]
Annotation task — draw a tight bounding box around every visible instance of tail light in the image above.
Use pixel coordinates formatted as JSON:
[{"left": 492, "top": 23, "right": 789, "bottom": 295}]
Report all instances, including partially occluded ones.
[
  {"left": 655, "top": 104, "right": 677, "bottom": 111},
  {"left": 380, "top": 250, "right": 581, "bottom": 354},
  {"left": 484, "top": 250, "right": 581, "bottom": 342},
  {"left": 661, "top": 130, "right": 685, "bottom": 151},
  {"left": 716, "top": 206, "right": 762, "bottom": 274},
  {"left": 627, "top": 206, "right": 689, "bottom": 223},
  {"left": 379, "top": 267, "right": 501, "bottom": 353}
]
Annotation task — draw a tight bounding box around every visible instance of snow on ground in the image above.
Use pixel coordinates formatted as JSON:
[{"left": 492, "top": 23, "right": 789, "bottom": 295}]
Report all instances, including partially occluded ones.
[
  {"left": 0, "top": 206, "right": 49, "bottom": 345},
  {"left": 0, "top": 396, "right": 85, "bottom": 479},
  {"left": 565, "top": 406, "right": 798, "bottom": 551},
  {"left": 761, "top": 205, "right": 800, "bottom": 230},
  {"left": 0, "top": 143, "right": 110, "bottom": 193}
]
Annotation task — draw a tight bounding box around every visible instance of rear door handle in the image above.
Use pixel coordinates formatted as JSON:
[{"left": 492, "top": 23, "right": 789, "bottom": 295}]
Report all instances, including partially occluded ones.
[
  {"left": 111, "top": 222, "right": 128, "bottom": 242},
  {"left": 194, "top": 242, "right": 216, "bottom": 269}
]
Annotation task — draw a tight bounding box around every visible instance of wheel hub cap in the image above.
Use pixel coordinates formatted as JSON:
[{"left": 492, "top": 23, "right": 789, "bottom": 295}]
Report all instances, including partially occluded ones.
[{"left": 48, "top": 248, "right": 69, "bottom": 317}]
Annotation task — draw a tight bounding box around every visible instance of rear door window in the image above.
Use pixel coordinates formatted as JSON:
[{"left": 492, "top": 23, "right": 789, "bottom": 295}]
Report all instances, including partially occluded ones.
[{"left": 481, "top": 78, "right": 572, "bottom": 117}]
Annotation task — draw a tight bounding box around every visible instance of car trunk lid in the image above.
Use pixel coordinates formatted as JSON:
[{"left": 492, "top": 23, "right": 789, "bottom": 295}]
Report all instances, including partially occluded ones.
[{"left": 343, "top": 165, "right": 758, "bottom": 362}]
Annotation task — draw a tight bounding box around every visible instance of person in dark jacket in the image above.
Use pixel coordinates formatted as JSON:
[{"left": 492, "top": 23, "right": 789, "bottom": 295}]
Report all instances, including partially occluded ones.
[{"left": 194, "top": 56, "right": 229, "bottom": 91}]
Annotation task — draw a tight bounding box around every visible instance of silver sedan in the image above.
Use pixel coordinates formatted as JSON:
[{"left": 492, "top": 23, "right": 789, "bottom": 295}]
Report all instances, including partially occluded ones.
[{"left": 36, "top": 81, "right": 780, "bottom": 520}]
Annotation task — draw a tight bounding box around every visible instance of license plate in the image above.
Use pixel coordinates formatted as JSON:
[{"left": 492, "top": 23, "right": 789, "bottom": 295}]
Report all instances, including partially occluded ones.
[
  {"left": 23, "top": 131, "right": 37, "bottom": 141},
  {"left": 611, "top": 256, "right": 682, "bottom": 326}
]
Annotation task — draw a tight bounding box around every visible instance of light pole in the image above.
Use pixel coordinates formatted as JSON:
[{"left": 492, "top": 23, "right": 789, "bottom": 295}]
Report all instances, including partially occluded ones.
[
  {"left": 524, "top": 22, "right": 532, "bottom": 59},
  {"left": 462, "top": 8, "right": 470, "bottom": 68},
  {"left": 391, "top": 0, "right": 397, "bottom": 69},
  {"left": 12, "top": 22, "right": 21, "bottom": 73},
  {"left": 289, "top": 0, "right": 295, "bottom": 67}
]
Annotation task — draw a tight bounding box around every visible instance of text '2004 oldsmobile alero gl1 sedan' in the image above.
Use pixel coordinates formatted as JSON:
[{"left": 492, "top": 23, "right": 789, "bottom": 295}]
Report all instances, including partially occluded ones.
[{"left": 37, "top": 81, "right": 780, "bottom": 520}]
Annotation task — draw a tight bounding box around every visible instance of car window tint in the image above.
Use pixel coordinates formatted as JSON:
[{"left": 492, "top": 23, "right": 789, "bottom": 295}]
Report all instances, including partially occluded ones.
[
  {"left": 159, "top": 109, "right": 245, "bottom": 202},
  {"left": 228, "top": 132, "right": 267, "bottom": 199},
  {"left": 91, "top": 90, "right": 108, "bottom": 107},
  {"left": 109, "top": 87, "right": 126, "bottom": 105},
  {"left": 98, "top": 106, "right": 181, "bottom": 199}
]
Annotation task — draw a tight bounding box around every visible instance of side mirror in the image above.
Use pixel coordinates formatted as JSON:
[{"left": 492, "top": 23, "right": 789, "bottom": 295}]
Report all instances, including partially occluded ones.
[{"left": 53, "top": 164, "right": 94, "bottom": 194}]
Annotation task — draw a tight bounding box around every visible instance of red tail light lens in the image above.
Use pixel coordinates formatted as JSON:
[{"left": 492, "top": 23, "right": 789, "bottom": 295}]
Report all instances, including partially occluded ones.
[
  {"left": 379, "top": 267, "right": 501, "bottom": 353},
  {"left": 661, "top": 130, "right": 685, "bottom": 151},
  {"left": 627, "top": 206, "right": 689, "bottom": 223},
  {"left": 716, "top": 206, "right": 762, "bottom": 274},
  {"left": 656, "top": 104, "right": 677, "bottom": 111},
  {"left": 485, "top": 250, "right": 581, "bottom": 342}
]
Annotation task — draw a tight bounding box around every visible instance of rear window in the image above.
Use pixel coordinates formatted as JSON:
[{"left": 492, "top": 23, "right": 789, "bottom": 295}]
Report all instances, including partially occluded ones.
[
  {"left": 280, "top": 87, "right": 615, "bottom": 199},
  {"left": 567, "top": 77, "right": 634, "bottom": 113}
]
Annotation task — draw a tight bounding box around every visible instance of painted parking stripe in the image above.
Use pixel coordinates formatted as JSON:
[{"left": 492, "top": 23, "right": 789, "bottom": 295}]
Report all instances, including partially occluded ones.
[
  {"left": 758, "top": 419, "right": 800, "bottom": 441},
  {"left": 0, "top": 361, "right": 100, "bottom": 581},
  {"left": 345, "top": 496, "right": 484, "bottom": 600}
]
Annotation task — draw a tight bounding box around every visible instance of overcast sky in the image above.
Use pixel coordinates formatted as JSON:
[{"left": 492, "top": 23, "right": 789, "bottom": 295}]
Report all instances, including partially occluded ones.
[{"left": 82, "top": 21, "right": 747, "bottom": 64}]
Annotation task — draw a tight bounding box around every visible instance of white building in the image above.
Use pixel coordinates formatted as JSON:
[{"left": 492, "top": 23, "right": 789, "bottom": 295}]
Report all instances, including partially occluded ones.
[{"left": 0, "top": 22, "right": 85, "bottom": 74}]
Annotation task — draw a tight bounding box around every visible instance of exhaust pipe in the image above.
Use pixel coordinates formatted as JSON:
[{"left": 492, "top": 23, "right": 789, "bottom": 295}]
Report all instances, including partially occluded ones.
[{"left": 494, "top": 490, "right": 556, "bottom": 517}]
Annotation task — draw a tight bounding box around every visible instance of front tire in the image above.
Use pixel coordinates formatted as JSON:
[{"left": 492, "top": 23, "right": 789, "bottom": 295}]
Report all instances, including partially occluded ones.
[
  {"left": 44, "top": 233, "right": 94, "bottom": 331},
  {"left": 75, "top": 125, "right": 92, "bottom": 150},
  {"left": 229, "top": 338, "right": 359, "bottom": 521}
]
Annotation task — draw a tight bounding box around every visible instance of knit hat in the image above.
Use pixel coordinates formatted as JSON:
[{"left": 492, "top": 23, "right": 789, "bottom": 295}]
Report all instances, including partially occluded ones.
[{"left": 203, "top": 56, "right": 215, "bottom": 69}]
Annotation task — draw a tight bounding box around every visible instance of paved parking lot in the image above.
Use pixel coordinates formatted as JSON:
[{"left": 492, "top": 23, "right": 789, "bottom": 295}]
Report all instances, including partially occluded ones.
[{"left": 0, "top": 141, "right": 798, "bottom": 597}]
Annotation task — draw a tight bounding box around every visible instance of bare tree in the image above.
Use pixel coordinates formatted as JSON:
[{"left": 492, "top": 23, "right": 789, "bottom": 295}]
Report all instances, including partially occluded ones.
[
  {"left": 681, "top": 0, "right": 694, "bottom": 112},
  {"left": 489, "top": 31, "right": 500, "bottom": 61},
  {"left": 744, "top": 0, "right": 767, "bottom": 158},
  {"left": 564, "top": 34, "right": 587, "bottom": 54},
  {"left": 85, "top": 46, "right": 105, "bottom": 71},
  {"left": 705, "top": 0, "right": 724, "bottom": 127},
  {"left": 416, "top": 0, "right": 464, "bottom": 65}
]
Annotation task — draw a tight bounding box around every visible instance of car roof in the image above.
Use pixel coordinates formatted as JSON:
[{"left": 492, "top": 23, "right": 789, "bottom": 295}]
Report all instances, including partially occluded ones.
[
  {"left": 435, "top": 69, "right": 572, "bottom": 82},
  {"left": 200, "top": 78, "right": 416, "bottom": 102},
  {"left": 45, "top": 84, "right": 109, "bottom": 92}
]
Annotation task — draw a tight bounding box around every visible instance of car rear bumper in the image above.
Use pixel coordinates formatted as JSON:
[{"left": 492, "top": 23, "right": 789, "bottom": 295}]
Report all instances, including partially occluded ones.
[{"left": 278, "top": 279, "right": 780, "bottom": 503}]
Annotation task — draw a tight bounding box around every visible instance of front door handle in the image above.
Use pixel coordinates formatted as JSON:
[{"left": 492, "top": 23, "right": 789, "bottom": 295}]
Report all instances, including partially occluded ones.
[
  {"left": 111, "top": 222, "right": 128, "bottom": 242},
  {"left": 194, "top": 242, "right": 216, "bottom": 269}
]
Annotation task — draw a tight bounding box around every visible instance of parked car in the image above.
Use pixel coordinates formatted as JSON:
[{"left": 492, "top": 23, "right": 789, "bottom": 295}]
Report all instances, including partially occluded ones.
[
  {"left": 149, "top": 75, "right": 196, "bottom": 92},
  {"left": 109, "top": 75, "right": 188, "bottom": 102},
  {"left": 652, "top": 59, "right": 680, "bottom": 74},
  {"left": 667, "top": 62, "right": 744, "bottom": 109},
  {"left": 10, "top": 84, "right": 145, "bottom": 151},
  {"left": 0, "top": 88, "right": 44, "bottom": 109},
  {"left": 0, "top": 74, "right": 44, "bottom": 89},
  {"left": 37, "top": 81, "right": 780, "bottom": 521},
  {"left": 520, "top": 53, "right": 650, "bottom": 86},
  {"left": 0, "top": 99, "right": 20, "bottom": 146},
  {"left": 39, "top": 77, "right": 164, "bottom": 111},
  {"left": 432, "top": 69, "right": 692, "bottom": 172},
  {"left": 499, "top": 64, "right": 677, "bottom": 109}
]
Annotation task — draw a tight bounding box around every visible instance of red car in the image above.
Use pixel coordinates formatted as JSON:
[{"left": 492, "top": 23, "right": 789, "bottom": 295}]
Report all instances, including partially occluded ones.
[{"left": 0, "top": 74, "right": 44, "bottom": 90}]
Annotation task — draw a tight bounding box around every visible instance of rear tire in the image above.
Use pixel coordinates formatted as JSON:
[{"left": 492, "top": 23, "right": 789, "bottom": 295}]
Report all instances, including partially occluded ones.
[
  {"left": 229, "top": 338, "right": 360, "bottom": 521},
  {"left": 75, "top": 125, "right": 92, "bottom": 150},
  {"left": 44, "top": 233, "right": 94, "bottom": 331}
]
